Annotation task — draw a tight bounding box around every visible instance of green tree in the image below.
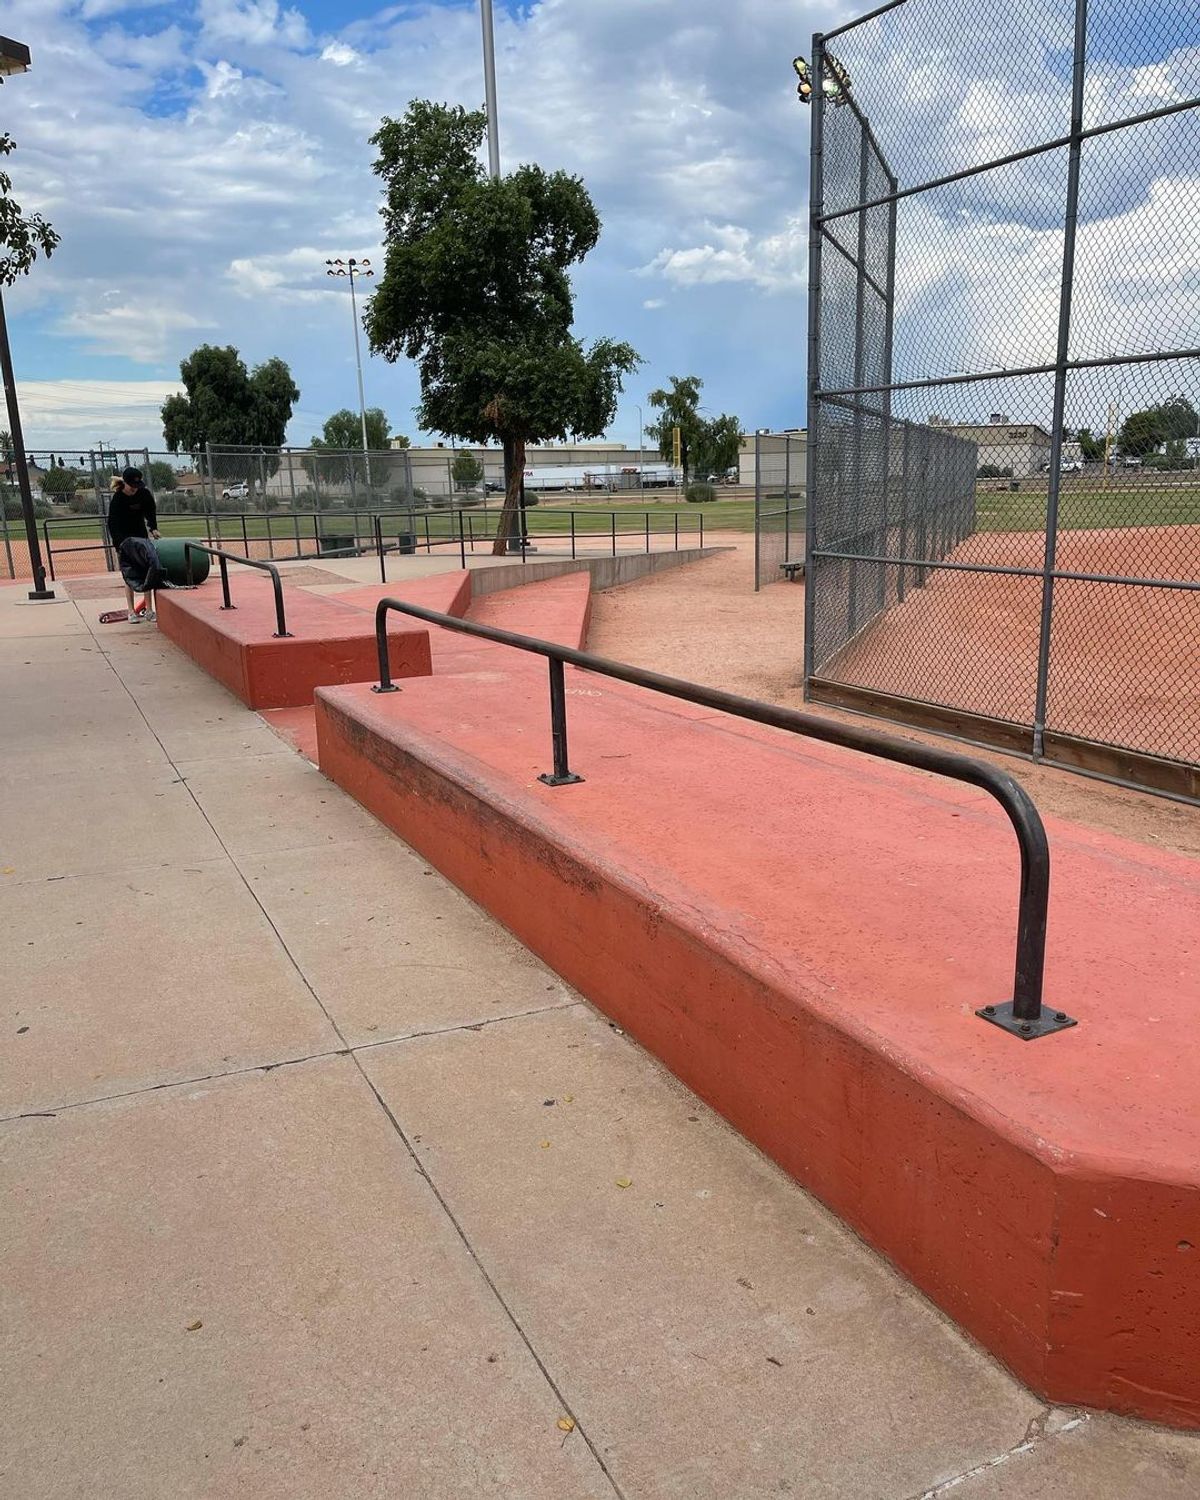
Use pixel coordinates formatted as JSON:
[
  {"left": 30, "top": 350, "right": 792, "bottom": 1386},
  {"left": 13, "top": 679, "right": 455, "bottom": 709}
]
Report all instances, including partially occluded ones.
[
  {"left": 1072, "top": 427, "right": 1105, "bottom": 464},
  {"left": 40, "top": 465, "right": 83, "bottom": 500},
  {"left": 646, "top": 375, "right": 703, "bottom": 481},
  {"left": 148, "top": 459, "right": 177, "bottom": 492},
  {"left": 1117, "top": 407, "right": 1165, "bottom": 458},
  {"left": 452, "top": 449, "right": 484, "bottom": 490},
  {"left": 161, "top": 344, "right": 299, "bottom": 507},
  {"left": 1155, "top": 395, "right": 1199, "bottom": 443},
  {"left": 391, "top": 433, "right": 410, "bottom": 449},
  {"left": 304, "top": 406, "right": 392, "bottom": 490},
  {"left": 365, "top": 101, "right": 639, "bottom": 553},
  {"left": 2, "top": 134, "right": 59, "bottom": 284},
  {"left": 314, "top": 406, "right": 391, "bottom": 452},
  {"left": 645, "top": 375, "right": 739, "bottom": 483}
]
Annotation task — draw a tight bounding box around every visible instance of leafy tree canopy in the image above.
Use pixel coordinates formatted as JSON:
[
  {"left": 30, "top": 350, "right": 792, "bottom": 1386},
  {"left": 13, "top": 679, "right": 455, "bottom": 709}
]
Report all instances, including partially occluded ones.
[
  {"left": 365, "top": 101, "right": 639, "bottom": 551},
  {"left": 1, "top": 134, "right": 59, "bottom": 287},
  {"left": 312, "top": 406, "right": 391, "bottom": 452},
  {"left": 646, "top": 374, "right": 740, "bottom": 482},
  {"left": 161, "top": 345, "right": 299, "bottom": 494}
]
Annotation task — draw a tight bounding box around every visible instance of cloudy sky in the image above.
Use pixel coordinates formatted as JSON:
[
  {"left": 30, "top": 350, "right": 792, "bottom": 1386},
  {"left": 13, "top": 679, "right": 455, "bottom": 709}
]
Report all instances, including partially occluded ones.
[{"left": 2, "top": 0, "right": 1196, "bottom": 453}]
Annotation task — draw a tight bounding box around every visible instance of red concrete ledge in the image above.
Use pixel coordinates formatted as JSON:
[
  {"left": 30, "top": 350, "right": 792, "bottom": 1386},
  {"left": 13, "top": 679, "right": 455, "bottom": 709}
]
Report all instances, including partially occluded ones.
[
  {"left": 156, "top": 577, "right": 431, "bottom": 708},
  {"left": 314, "top": 669, "right": 1200, "bottom": 1427}
]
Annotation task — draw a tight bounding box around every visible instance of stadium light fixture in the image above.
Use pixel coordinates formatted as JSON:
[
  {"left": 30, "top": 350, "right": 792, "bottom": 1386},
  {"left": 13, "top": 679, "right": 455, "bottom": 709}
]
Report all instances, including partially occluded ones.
[{"left": 0, "top": 36, "right": 31, "bottom": 79}]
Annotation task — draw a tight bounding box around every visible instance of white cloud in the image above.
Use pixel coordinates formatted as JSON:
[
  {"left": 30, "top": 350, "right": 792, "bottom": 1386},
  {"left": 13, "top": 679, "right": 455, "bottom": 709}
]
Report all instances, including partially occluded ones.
[
  {"left": 15, "top": 380, "right": 183, "bottom": 448},
  {"left": 643, "top": 220, "right": 808, "bottom": 292},
  {"left": 59, "top": 298, "right": 212, "bottom": 363},
  {"left": 320, "top": 42, "right": 359, "bottom": 68},
  {"left": 197, "top": 0, "right": 310, "bottom": 49},
  {"left": 643, "top": 298, "right": 665, "bottom": 310}
]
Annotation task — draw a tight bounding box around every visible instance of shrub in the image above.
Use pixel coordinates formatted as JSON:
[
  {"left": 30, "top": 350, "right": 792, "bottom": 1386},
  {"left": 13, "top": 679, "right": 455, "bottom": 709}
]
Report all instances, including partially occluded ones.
[
  {"left": 685, "top": 481, "right": 717, "bottom": 504},
  {"left": 977, "top": 464, "right": 1013, "bottom": 479}
]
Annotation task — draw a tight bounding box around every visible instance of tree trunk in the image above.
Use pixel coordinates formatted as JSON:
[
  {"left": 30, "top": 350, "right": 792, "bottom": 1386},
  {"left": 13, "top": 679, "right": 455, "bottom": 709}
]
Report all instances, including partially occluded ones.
[{"left": 492, "top": 435, "right": 525, "bottom": 555}]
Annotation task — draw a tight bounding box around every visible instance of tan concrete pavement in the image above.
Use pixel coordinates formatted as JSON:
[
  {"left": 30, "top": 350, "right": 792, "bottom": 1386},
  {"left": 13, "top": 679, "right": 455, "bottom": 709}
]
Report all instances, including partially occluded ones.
[{"left": 2, "top": 575, "right": 1198, "bottom": 1498}]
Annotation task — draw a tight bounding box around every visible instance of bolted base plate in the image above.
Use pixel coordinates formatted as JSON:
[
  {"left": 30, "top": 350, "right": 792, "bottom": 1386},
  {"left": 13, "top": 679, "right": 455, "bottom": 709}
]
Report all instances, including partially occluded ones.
[
  {"left": 976, "top": 1001, "right": 1077, "bottom": 1040},
  {"left": 28, "top": 588, "right": 57, "bottom": 602},
  {"left": 371, "top": 684, "right": 401, "bottom": 695},
  {"left": 538, "top": 771, "right": 584, "bottom": 787}
]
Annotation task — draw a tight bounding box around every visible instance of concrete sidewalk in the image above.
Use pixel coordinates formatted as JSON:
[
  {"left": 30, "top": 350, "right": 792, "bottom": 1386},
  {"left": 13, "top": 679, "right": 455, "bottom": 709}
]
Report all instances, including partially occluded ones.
[{"left": 1, "top": 576, "right": 1197, "bottom": 1499}]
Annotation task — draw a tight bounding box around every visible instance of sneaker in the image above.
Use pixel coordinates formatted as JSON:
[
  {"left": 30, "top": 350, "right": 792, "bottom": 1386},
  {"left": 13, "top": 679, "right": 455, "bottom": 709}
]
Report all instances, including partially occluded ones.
[
  {"left": 144, "top": 609, "right": 156, "bottom": 622},
  {"left": 127, "top": 610, "right": 142, "bottom": 623}
]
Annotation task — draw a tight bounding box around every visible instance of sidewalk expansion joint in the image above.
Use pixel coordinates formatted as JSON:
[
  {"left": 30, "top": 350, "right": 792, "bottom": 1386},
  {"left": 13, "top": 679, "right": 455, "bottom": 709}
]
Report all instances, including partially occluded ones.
[{"left": 87, "top": 621, "right": 625, "bottom": 1498}]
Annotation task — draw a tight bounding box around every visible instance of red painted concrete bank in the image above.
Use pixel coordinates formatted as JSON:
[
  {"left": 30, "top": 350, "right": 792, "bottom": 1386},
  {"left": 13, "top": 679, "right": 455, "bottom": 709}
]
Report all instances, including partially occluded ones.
[
  {"left": 156, "top": 577, "right": 431, "bottom": 708},
  {"left": 314, "top": 663, "right": 1200, "bottom": 1429}
]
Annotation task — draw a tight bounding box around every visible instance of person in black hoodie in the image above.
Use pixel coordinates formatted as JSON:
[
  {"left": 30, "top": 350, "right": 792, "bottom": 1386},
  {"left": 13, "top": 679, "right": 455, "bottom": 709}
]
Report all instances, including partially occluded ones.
[{"left": 107, "top": 467, "right": 161, "bottom": 621}]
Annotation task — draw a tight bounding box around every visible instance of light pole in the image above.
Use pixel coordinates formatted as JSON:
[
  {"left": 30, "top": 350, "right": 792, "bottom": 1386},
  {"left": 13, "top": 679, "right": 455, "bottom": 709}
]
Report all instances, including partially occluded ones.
[
  {"left": 479, "top": 0, "right": 501, "bottom": 179},
  {"left": 0, "top": 35, "right": 54, "bottom": 600},
  {"left": 634, "top": 404, "right": 644, "bottom": 492},
  {"left": 325, "top": 257, "right": 374, "bottom": 489}
]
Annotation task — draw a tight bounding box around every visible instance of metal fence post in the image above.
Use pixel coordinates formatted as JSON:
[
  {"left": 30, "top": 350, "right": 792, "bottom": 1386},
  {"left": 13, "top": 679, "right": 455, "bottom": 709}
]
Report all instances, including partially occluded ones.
[
  {"left": 754, "top": 428, "right": 763, "bottom": 592},
  {"left": 1032, "top": 0, "right": 1089, "bottom": 760},
  {"left": 803, "top": 32, "right": 825, "bottom": 688}
]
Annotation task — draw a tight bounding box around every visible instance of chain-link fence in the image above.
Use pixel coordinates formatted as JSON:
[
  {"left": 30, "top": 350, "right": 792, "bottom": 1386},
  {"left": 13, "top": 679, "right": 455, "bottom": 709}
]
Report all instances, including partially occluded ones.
[
  {"left": 804, "top": 0, "right": 1200, "bottom": 800},
  {"left": 753, "top": 431, "right": 808, "bottom": 589}
]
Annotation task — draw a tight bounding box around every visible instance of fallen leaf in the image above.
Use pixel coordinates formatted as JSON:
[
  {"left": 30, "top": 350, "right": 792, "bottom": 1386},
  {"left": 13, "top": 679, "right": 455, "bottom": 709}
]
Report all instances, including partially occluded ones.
[
  {"left": 185, "top": 1320, "right": 203, "bottom": 1332},
  {"left": 557, "top": 1417, "right": 576, "bottom": 1433},
  {"left": 563, "top": 1093, "right": 575, "bottom": 1104},
  {"left": 539, "top": 1140, "right": 551, "bottom": 1149},
  {"left": 1, "top": 867, "right": 14, "bottom": 876},
  {"left": 615, "top": 1177, "right": 633, "bottom": 1189}
]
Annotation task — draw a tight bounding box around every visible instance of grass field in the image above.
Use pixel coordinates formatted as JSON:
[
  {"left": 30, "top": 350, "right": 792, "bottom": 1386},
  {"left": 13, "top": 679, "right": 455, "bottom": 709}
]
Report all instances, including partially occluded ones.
[{"left": 28, "top": 480, "right": 1200, "bottom": 551}]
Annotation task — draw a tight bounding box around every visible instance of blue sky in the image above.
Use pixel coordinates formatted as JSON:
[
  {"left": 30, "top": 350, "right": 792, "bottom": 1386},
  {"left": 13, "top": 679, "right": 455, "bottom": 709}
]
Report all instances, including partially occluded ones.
[{"left": 2, "top": 0, "right": 1196, "bottom": 450}]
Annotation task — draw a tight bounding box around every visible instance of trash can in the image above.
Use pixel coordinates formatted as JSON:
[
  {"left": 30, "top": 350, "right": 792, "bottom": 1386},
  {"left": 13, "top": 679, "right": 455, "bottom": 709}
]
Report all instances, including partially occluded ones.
[
  {"left": 318, "top": 533, "right": 356, "bottom": 556},
  {"left": 154, "top": 537, "right": 210, "bottom": 586}
]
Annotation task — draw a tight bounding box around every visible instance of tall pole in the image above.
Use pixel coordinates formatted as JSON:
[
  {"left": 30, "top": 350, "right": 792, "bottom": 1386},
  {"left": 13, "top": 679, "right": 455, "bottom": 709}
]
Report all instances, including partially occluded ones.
[
  {"left": 480, "top": 0, "right": 501, "bottom": 179},
  {"left": 325, "top": 257, "right": 374, "bottom": 490},
  {"left": 348, "top": 266, "right": 371, "bottom": 488},
  {"left": 635, "top": 404, "right": 643, "bottom": 490},
  {"left": 0, "top": 287, "right": 54, "bottom": 599}
]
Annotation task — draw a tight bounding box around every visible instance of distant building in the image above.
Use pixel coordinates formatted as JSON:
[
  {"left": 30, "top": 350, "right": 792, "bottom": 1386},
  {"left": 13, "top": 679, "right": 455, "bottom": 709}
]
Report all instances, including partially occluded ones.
[
  {"left": 929, "top": 418, "right": 1052, "bottom": 477},
  {"left": 739, "top": 430, "right": 805, "bottom": 489}
]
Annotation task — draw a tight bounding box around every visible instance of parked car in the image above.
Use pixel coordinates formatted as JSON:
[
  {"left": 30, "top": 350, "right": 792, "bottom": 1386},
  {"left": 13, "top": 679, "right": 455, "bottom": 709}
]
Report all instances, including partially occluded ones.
[
  {"left": 221, "top": 481, "right": 249, "bottom": 500},
  {"left": 1122, "top": 456, "right": 1142, "bottom": 469},
  {"left": 1060, "top": 459, "right": 1083, "bottom": 472}
]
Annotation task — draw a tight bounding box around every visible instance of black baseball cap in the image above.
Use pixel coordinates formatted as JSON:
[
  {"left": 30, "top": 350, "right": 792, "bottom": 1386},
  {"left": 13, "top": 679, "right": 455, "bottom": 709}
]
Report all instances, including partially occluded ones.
[{"left": 122, "top": 466, "right": 142, "bottom": 485}]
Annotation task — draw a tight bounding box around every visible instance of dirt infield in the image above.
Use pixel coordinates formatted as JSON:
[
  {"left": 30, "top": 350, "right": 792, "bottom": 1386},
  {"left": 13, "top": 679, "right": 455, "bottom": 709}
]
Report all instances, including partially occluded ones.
[{"left": 829, "top": 526, "right": 1200, "bottom": 764}]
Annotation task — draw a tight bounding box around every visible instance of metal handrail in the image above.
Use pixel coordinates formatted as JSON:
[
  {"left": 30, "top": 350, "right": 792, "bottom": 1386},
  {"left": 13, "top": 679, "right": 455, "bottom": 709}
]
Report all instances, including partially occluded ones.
[
  {"left": 370, "top": 597, "right": 1076, "bottom": 1042},
  {"left": 183, "top": 543, "right": 292, "bottom": 638}
]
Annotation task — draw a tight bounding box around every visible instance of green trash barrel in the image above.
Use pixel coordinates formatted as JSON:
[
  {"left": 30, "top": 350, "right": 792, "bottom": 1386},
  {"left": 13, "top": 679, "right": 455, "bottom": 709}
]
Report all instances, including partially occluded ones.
[{"left": 155, "top": 537, "right": 211, "bottom": 586}]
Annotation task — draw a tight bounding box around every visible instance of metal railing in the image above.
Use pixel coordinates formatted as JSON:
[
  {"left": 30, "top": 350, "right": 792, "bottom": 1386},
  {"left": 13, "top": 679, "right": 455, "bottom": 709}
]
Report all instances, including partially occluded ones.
[
  {"left": 370, "top": 596, "right": 1076, "bottom": 1041},
  {"left": 183, "top": 544, "right": 292, "bottom": 639},
  {"left": 37, "top": 504, "right": 710, "bottom": 582}
]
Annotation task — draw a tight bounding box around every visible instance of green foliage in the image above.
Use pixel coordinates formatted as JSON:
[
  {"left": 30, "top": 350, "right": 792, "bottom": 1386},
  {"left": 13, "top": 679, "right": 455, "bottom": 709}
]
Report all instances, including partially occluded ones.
[
  {"left": 685, "top": 482, "right": 717, "bottom": 503},
  {"left": 977, "top": 464, "right": 1013, "bottom": 479},
  {"left": 40, "top": 465, "right": 83, "bottom": 498},
  {"left": 646, "top": 375, "right": 740, "bottom": 483},
  {"left": 391, "top": 433, "right": 411, "bottom": 448},
  {"left": 1156, "top": 396, "right": 1199, "bottom": 443},
  {"left": 1072, "top": 428, "right": 1105, "bottom": 464},
  {"left": 161, "top": 345, "right": 299, "bottom": 498},
  {"left": 1117, "top": 397, "right": 1199, "bottom": 458},
  {"left": 2, "top": 488, "right": 51, "bottom": 521},
  {"left": 314, "top": 406, "right": 391, "bottom": 452},
  {"left": 365, "top": 101, "right": 639, "bottom": 551},
  {"left": 452, "top": 449, "right": 484, "bottom": 489},
  {"left": 1, "top": 134, "right": 60, "bottom": 286},
  {"left": 147, "top": 460, "right": 177, "bottom": 492},
  {"left": 305, "top": 407, "right": 392, "bottom": 488}
]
